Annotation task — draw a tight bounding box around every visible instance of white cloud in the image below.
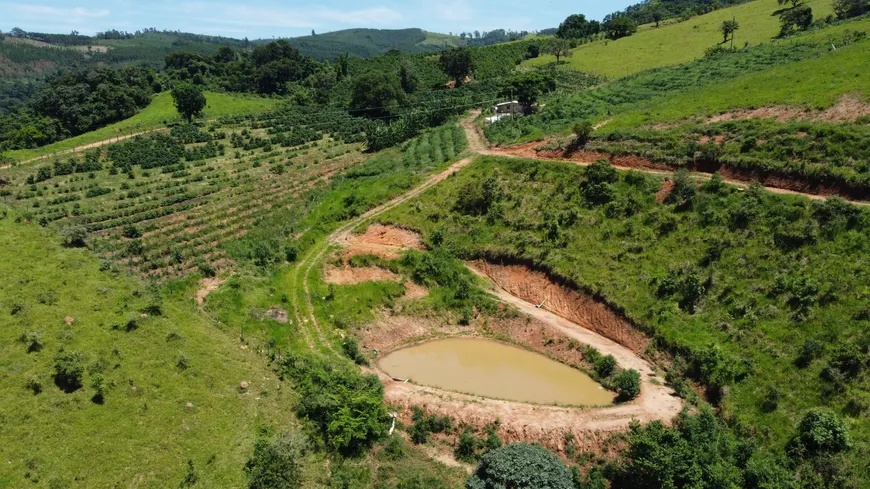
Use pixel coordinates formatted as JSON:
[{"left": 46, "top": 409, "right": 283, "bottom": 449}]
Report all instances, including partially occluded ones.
[
  {"left": 319, "top": 7, "right": 403, "bottom": 25},
  {"left": 174, "top": 3, "right": 402, "bottom": 29},
  {"left": 5, "top": 3, "right": 110, "bottom": 20},
  {"left": 431, "top": 0, "right": 473, "bottom": 22}
]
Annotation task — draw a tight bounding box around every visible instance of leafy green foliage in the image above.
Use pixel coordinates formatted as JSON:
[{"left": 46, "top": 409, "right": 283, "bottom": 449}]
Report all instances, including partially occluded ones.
[
  {"left": 409, "top": 406, "right": 452, "bottom": 444},
  {"left": 790, "top": 408, "right": 852, "bottom": 455},
  {"left": 52, "top": 350, "right": 85, "bottom": 392},
  {"left": 466, "top": 443, "right": 573, "bottom": 489},
  {"left": 557, "top": 14, "right": 601, "bottom": 39},
  {"left": 603, "top": 17, "right": 639, "bottom": 40},
  {"left": 607, "top": 408, "right": 747, "bottom": 489},
  {"left": 779, "top": 6, "right": 814, "bottom": 36},
  {"left": 350, "top": 72, "right": 405, "bottom": 119},
  {"left": 0, "top": 66, "right": 156, "bottom": 151},
  {"left": 279, "top": 353, "right": 387, "bottom": 454},
  {"left": 171, "top": 84, "right": 207, "bottom": 122},
  {"left": 504, "top": 73, "right": 554, "bottom": 115},
  {"left": 245, "top": 429, "right": 309, "bottom": 489},
  {"left": 614, "top": 369, "right": 641, "bottom": 401},
  {"left": 439, "top": 47, "right": 474, "bottom": 85}
]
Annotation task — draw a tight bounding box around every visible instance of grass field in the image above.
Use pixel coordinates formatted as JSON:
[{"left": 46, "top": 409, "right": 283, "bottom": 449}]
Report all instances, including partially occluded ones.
[
  {"left": 604, "top": 32, "right": 870, "bottom": 130},
  {"left": 0, "top": 210, "right": 299, "bottom": 488},
  {"left": 521, "top": 0, "right": 835, "bottom": 78},
  {"left": 3, "top": 92, "right": 277, "bottom": 163}
]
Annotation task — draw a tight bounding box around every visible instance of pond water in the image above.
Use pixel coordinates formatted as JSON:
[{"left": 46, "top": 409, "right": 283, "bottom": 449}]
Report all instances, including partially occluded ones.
[{"left": 379, "top": 337, "right": 615, "bottom": 406}]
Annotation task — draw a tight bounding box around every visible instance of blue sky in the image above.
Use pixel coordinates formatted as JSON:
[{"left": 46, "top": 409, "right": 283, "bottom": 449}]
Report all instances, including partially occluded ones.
[{"left": 2, "top": 0, "right": 637, "bottom": 39}]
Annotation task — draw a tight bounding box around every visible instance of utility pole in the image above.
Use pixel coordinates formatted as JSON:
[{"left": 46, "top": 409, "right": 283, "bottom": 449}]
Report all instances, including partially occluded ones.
[{"left": 731, "top": 16, "right": 736, "bottom": 50}]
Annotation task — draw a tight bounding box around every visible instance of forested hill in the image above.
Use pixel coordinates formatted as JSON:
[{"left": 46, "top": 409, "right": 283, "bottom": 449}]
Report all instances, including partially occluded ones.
[{"left": 284, "top": 28, "right": 465, "bottom": 61}]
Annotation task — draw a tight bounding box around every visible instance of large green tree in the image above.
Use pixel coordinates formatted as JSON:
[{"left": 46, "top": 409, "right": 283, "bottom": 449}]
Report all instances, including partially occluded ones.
[
  {"left": 466, "top": 443, "right": 573, "bottom": 489},
  {"left": 439, "top": 47, "right": 474, "bottom": 86},
  {"left": 504, "top": 73, "right": 554, "bottom": 115},
  {"left": 349, "top": 72, "right": 404, "bottom": 119},
  {"left": 546, "top": 38, "right": 573, "bottom": 64},
  {"left": 556, "top": 14, "right": 601, "bottom": 39},
  {"left": 603, "top": 17, "right": 638, "bottom": 40},
  {"left": 171, "top": 83, "right": 206, "bottom": 122}
]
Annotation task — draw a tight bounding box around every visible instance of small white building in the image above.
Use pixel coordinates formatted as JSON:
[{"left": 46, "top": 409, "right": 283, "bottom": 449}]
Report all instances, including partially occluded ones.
[
  {"left": 485, "top": 101, "right": 523, "bottom": 124},
  {"left": 492, "top": 101, "right": 523, "bottom": 115}
]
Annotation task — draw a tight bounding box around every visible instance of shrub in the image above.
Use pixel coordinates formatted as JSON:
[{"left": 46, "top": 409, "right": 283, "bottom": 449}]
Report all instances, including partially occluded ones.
[
  {"left": 280, "top": 353, "right": 387, "bottom": 454},
  {"left": 53, "top": 350, "right": 84, "bottom": 392},
  {"left": 26, "top": 376, "right": 43, "bottom": 395},
  {"left": 60, "top": 225, "right": 87, "bottom": 247},
  {"left": 466, "top": 443, "right": 573, "bottom": 489},
  {"left": 409, "top": 406, "right": 452, "bottom": 444},
  {"left": 595, "top": 355, "right": 617, "bottom": 378},
  {"left": 572, "top": 121, "right": 593, "bottom": 146},
  {"left": 122, "top": 225, "right": 141, "bottom": 239},
  {"left": 614, "top": 369, "right": 641, "bottom": 401},
  {"left": 245, "top": 429, "right": 309, "bottom": 489},
  {"left": 91, "top": 374, "right": 106, "bottom": 404},
  {"left": 790, "top": 409, "right": 851, "bottom": 456},
  {"left": 762, "top": 385, "right": 780, "bottom": 412},
  {"left": 179, "top": 459, "right": 199, "bottom": 488},
  {"left": 341, "top": 338, "right": 369, "bottom": 366},
  {"left": 176, "top": 354, "right": 190, "bottom": 370},
  {"left": 20, "top": 330, "right": 44, "bottom": 353},
  {"left": 380, "top": 434, "right": 409, "bottom": 461},
  {"left": 456, "top": 430, "right": 480, "bottom": 463}
]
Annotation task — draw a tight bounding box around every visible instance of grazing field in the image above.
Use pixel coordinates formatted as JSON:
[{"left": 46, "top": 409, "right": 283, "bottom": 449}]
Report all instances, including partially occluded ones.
[
  {"left": 521, "top": 0, "right": 836, "bottom": 78},
  {"left": 0, "top": 210, "right": 300, "bottom": 488},
  {"left": 602, "top": 28, "right": 870, "bottom": 130},
  {"left": 3, "top": 92, "right": 277, "bottom": 163}
]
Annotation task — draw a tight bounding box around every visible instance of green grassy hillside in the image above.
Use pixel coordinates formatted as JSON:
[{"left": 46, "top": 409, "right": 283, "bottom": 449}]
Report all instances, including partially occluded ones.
[
  {"left": 3, "top": 92, "right": 276, "bottom": 163},
  {"left": 0, "top": 210, "right": 298, "bottom": 488},
  {"left": 522, "top": 0, "right": 835, "bottom": 78},
  {"left": 288, "top": 28, "right": 464, "bottom": 61},
  {"left": 604, "top": 22, "right": 870, "bottom": 130}
]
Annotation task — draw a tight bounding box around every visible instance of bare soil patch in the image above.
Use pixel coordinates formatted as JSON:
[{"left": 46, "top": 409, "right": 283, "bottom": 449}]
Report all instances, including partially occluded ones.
[
  {"left": 401, "top": 281, "right": 429, "bottom": 301},
  {"left": 264, "top": 307, "right": 289, "bottom": 324},
  {"left": 323, "top": 265, "right": 400, "bottom": 285},
  {"left": 351, "top": 224, "right": 426, "bottom": 250},
  {"left": 655, "top": 179, "right": 674, "bottom": 203},
  {"left": 707, "top": 94, "right": 870, "bottom": 124},
  {"left": 196, "top": 277, "right": 225, "bottom": 305}
]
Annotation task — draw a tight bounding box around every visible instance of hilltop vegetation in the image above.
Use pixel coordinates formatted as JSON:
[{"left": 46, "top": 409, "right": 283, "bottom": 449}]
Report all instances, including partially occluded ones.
[{"left": 287, "top": 28, "right": 464, "bottom": 61}]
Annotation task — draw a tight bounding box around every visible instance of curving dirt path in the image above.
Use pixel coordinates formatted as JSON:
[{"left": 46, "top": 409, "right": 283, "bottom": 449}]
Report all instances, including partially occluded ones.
[
  {"left": 466, "top": 110, "right": 869, "bottom": 207},
  {"left": 303, "top": 114, "right": 684, "bottom": 452}
]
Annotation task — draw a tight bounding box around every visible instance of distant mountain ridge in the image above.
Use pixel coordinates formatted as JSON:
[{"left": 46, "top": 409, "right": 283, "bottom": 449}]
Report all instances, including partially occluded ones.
[{"left": 284, "top": 28, "right": 466, "bottom": 62}]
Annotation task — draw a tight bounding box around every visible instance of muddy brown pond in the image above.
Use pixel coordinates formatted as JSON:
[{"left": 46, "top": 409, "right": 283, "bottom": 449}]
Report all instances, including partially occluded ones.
[{"left": 379, "top": 338, "right": 615, "bottom": 406}]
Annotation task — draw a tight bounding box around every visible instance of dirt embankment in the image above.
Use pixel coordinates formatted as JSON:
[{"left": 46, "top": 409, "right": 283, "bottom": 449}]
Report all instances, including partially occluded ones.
[{"left": 469, "top": 261, "right": 650, "bottom": 355}]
